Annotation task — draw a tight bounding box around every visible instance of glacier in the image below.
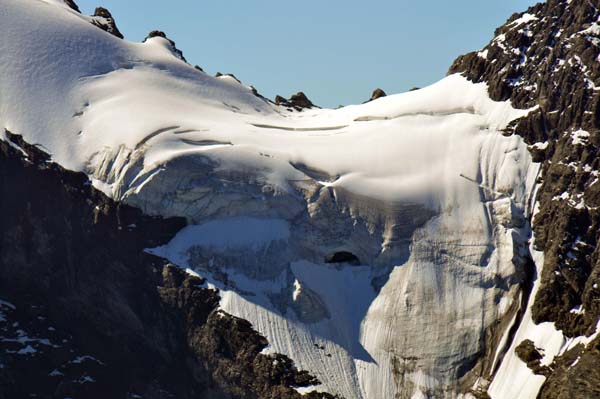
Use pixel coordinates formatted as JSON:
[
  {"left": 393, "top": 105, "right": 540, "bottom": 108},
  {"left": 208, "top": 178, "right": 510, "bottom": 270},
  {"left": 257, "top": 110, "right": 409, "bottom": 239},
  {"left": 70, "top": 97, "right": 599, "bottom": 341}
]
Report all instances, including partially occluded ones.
[{"left": 0, "top": 1, "right": 548, "bottom": 398}]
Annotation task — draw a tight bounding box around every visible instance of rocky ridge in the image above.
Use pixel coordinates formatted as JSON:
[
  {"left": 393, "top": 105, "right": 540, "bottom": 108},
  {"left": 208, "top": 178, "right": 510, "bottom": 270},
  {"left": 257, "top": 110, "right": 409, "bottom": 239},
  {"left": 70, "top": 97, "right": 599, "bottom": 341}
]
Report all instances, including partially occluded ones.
[
  {"left": 450, "top": 0, "right": 600, "bottom": 397},
  {"left": 274, "top": 92, "right": 316, "bottom": 110},
  {"left": 91, "top": 7, "right": 123, "bottom": 39},
  {"left": 0, "top": 131, "right": 336, "bottom": 399},
  {"left": 59, "top": 0, "right": 318, "bottom": 110}
]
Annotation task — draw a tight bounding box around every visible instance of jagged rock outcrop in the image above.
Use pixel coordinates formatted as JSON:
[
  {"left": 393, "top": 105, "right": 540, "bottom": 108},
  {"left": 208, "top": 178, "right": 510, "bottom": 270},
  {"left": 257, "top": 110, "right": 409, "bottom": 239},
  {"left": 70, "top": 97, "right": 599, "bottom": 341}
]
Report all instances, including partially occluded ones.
[
  {"left": 450, "top": 0, "right": 600, "bottom": 397},
  {"left": 538, "top": 338, "right": 600, "bottom": 399},
  {"left": 62, "top": 0, "right": 80, "bottom": 12},
  {"left": 514, "top": 339, "right": 550, "bottom": 376},
  {"left": 366, "top": 88, "right": 386, "bottom": 102},
  {"left": 145, "top": 30, "right": 187, "bottom": 62},
  {"left": 275, "top": 92, "right": 316, "bottom": 110},
  {"left": 215, "top": 72, "right": 242, "bottom": 83},
  {"left": 62, "top": 0, "right": 123, "bottom": 40},
  {"left": 91, "top": 7, "right": 124, "bottom": 39},
  {"left": 0, "top": 131, "right": 335, "bottom": 399}
]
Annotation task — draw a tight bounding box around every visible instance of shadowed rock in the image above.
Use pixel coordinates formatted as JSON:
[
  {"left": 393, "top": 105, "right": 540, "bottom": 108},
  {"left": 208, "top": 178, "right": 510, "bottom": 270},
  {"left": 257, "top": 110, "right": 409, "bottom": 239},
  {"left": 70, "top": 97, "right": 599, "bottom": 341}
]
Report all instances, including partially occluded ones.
[
  {"left": 215, "top": 72, "right": 242, "bottom": 84},
  {"left": 275, "top": 92, "right": 316, "bottom": 110},
  {"left": 0, "top": 132, "right": 336, "bottom": 399},
  {"left": 62, "top": 0, "right": 80, "bottom": 12},
  {"left": 368, "top": 88, "right": 387, "bottom": 102},
  {"left": 92, "top": 7, "right": 124, "bottom": 39}
]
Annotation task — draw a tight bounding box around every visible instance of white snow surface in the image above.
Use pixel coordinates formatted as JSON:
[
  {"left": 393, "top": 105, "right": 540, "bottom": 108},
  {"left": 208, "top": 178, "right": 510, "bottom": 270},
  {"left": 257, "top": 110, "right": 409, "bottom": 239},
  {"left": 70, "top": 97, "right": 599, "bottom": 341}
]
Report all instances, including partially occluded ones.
[
  {"left": 571, "top": 129, "right": 590, "bottom": 145},
  {"left": 488, "top": 244, "right": 565, "bottom": 399},
  {"left": 1, "top": 0, "right": 529, "bottom": 209},
  {"left": 1, "top": 1, "right": 545, "bottom": 398}
]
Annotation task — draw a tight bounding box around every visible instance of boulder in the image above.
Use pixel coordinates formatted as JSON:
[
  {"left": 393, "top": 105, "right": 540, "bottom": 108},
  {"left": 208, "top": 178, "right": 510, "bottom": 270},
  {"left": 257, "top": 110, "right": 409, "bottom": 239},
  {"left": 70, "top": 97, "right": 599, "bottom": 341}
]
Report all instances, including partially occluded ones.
[{"left": 369, "top": 88, "right": 387, "bottom": 101}]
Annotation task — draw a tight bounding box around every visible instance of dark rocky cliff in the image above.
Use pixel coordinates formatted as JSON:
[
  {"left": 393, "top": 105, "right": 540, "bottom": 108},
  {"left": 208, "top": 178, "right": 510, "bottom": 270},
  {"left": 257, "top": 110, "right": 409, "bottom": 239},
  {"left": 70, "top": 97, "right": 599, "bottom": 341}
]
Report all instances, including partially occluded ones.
[
  {"left": 0, "top": 131, "right": 335, "bottom": 399},
  {"left": 450, "top": 0, "right": 600, "bottom": 397}
]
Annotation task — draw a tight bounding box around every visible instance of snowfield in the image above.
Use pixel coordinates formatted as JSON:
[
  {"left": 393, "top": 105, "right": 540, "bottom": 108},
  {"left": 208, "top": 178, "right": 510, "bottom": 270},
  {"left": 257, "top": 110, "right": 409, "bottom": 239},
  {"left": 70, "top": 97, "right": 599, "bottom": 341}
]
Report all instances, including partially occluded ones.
[{"left": 0, "top": 1, "right": 553, "bottom": 398}]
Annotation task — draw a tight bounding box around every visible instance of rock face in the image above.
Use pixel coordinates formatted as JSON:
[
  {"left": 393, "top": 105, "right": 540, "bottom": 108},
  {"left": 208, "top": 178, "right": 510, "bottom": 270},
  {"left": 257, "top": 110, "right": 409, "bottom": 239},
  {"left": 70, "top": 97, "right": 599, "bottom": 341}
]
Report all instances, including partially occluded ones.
[
  {"left": 91, "top": 7, "right": 124, "bottom": 39},
  {"left": 275, "top": 92, "right": 316, "bottom": 110},
  {"left": 514, "top": 340, "right": 550, "bottom": 376},
  {"left": 366, "top": 88, "right": 386, "bottom": 102},
  {"left": 450, "top": 0, "right": 600, "bottom": 397},
  {"left": 62, "top": 0, "right": 80, "bottom": 12},
  {"left": 537, "top": 340, "right": 600, "bottom": 399},
  {"left": 0, "top": 132, "right": 335, "bottom": 399}
]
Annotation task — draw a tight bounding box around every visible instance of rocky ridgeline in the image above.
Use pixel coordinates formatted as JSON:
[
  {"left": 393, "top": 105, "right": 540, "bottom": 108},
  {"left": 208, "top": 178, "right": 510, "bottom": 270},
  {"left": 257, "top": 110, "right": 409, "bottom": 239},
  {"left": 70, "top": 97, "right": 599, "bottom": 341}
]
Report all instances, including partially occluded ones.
[
  {"left": 59, "top": 1, "right": 123, "bottom": 40},
  {"left": 275, "top": 92, "right": 316, "bottom": 110},
  {"left": 65, "top": 0, "right": 307, "bottom": 110},
  {"left": 63, "top": 0, "right": 322, "bottom": 111},
  {"left": 0, "top": 132, "right": 336, "bottom": 399},
  {"left": 450, "top": 0, "right": 600, "bottom": 397},
  {"left": 91, "top": 7, "right": 124, "bottom": 39}
]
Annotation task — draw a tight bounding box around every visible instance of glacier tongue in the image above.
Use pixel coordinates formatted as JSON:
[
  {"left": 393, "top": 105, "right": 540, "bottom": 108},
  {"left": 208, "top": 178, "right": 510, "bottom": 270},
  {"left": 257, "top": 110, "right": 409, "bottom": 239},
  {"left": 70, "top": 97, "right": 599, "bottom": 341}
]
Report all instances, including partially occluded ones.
[
  {"left": 1, "top": 1, "right": 541, "bottom": 398},
  {"left": 140, "top": 76, "right": 539, "bottom": 398},
  {"left": 147, "top": 124, "right": 539, "bottom": 399}
]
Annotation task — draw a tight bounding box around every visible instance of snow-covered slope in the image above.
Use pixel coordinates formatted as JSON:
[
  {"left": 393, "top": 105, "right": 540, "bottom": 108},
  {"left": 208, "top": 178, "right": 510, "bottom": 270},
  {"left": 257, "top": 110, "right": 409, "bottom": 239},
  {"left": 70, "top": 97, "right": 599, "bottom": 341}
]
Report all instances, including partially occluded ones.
[{"left": 0, "top": 1, "right": 543, "bottom": 398}]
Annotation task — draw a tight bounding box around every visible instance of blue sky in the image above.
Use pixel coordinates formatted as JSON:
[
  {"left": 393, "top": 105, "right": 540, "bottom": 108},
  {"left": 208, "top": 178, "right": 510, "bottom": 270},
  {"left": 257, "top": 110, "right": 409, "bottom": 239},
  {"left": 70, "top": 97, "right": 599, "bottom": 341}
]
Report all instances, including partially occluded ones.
[{"left": 76, "top": 0, "right": 539, "bottom": 107}]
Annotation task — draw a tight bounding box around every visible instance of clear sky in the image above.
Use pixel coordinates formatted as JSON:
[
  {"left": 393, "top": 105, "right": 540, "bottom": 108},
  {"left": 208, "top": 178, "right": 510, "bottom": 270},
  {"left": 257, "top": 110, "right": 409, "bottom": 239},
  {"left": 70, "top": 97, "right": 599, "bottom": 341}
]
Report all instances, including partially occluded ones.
[{"left": 75, "top": 0, "right": 539, "bottom": 108}]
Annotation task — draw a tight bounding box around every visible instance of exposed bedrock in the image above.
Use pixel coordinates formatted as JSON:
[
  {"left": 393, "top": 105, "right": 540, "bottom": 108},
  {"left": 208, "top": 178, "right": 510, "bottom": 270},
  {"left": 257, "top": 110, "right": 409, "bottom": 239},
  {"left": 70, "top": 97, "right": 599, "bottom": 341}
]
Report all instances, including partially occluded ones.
[
  {"left": 62, "top": 0, "right": 80, "bottom": 12},
  {"left": 275, "top": 92, "right": 316, "bottom": 110},
  {"left": 365, "top": 88, "right": 387, "bottom": 103},
  {"left": 450, "top": 0, "right": 600, "bottom": 397},
  {"left": 91, "top": 7, "right": 123, "bottom": 39},
  {"left": 0, "top": 132, "right": 336, "bottom": 399}
]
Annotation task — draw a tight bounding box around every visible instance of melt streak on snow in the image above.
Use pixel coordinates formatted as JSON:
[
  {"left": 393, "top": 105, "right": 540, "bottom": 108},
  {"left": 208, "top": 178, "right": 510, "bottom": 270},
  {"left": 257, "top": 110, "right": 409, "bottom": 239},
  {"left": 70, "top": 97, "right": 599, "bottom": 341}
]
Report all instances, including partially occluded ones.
[{"left": 1, "top": 1, "right": 541, "bottom": 398}]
